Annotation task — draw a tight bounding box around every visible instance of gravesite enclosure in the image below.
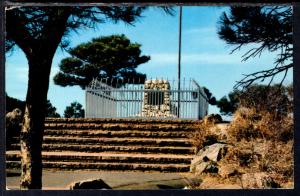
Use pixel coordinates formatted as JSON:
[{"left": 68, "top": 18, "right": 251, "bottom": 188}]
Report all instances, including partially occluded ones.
[
  {"left": 4, "top": 4, "right": 294, "bottom": 191},
  {"left": 85, "top": 78, "right": 208, "bottom": 119}
]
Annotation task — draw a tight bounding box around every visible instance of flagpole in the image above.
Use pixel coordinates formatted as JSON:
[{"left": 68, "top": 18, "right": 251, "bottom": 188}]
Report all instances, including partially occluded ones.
[{"left": 177, "top": 6, "right": 182, "bottom": 118}]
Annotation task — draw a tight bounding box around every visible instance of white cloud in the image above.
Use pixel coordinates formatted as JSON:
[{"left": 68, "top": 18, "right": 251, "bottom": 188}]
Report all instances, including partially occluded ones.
[{"left": 184, "top": 27, "right": 216, "bottom": 35}]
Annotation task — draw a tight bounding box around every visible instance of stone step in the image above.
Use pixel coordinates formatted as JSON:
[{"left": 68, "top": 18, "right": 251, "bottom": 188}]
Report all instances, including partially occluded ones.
[
  {"left": 7, "top": 118, "right": 199, "bottom": 172},
  {"left": 44, "top": 123, "right": 196, "bottom": 132},
  {"left": 9, "top": 144, "right": 196, "bottom": 154},
  {"left": 6, "top": 151, "right": 193, "bottom": 164},
  {"left": 41, "top": 137, "right": 193, "bottom": 147},
  {"left": 7, "top": 160, "right": 190, "bottom": 172},
  {"left": 9, "top": 136, "right": 192, "bottom": 147},
  {"left": 45, "top": 118, "right": 200, "bottom": 125},
  {"left": 43, "top": 129, "right": 192, "bottom": 139}
]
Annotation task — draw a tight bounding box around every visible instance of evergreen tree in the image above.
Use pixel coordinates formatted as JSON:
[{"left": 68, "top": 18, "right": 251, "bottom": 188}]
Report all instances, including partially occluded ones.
[
  {"left": 54, "top": 34, "right": 149, "bottom": 89},
  {"left": 216, "top": 91, "right": 240, "bottom": 116},
  {"left": 64, "top": 102, "right": 84, "bottom": 118},
  {"left": 45, "top": 100, "right": 60, "bottom": 117},
  {"left": 203, "top": 87, "right": 217, "bottom": 105},
  {"left": 216, "top": 84, "right": 292, "bottom": 117}
]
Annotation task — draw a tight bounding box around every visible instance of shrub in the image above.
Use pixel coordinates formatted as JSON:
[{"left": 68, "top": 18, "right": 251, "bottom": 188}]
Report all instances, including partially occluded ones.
[
  {"left": 190, "top": 118, "right": 224, "bottom": 152},
  {"left": 228, "top": 107, "right": 262, "bottom": 141},
  {"left": 229, "top": 105, "right": 293, "bottom": 142}
]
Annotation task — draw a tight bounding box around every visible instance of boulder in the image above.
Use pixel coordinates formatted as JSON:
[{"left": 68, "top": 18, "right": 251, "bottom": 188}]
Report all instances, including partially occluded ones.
[
  {"left": 241, "top": 173, "right": 280, "bottom": 189},
  {"left": 190, "top": 143, "right": 227, "bottom": 173},
  {"left": 69, "top": 178, "right": 112, "bottom": 190},
  {"left": 195, "top": 162, "right": 210, "bottom": 174}
]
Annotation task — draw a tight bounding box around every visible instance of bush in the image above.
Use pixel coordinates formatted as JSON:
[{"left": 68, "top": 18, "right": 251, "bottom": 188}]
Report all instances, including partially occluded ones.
[
  {"left": 229, "top": 107, "right": 263, "bottom": 141},
  {"left": 204, "top": 114, "right": 223, "bottom": 124},
  {"left": 228, "top": 105, "right": 293, "bottom": 142},
  {"left": 190, "top": 119, "right": 224, "bottom": 152},
  {"left": 223, "top": 102, "right": 293, "bottom": 187}
]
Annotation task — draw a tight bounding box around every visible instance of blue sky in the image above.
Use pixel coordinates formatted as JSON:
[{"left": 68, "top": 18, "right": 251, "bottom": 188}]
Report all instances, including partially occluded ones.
[{"left": 5, "top": 6, "right": 293, "bottom": 117}]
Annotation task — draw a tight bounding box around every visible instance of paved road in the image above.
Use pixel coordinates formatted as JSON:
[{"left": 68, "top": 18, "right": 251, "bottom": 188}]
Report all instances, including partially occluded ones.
[{"left": 6, "top": 170, "right": 201, "bottom": 190}]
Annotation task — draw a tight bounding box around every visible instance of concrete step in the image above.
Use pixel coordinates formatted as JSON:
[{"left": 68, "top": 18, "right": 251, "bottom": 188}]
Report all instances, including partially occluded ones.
[
  {"left": 9, "top": 144, "right": 196, "bottom": 154},
  {"left": 6, "top": 151, "right": 193, "bottom": 164},
  {"left": 7, "top": 160, "right": 190, "bottom": 172}
]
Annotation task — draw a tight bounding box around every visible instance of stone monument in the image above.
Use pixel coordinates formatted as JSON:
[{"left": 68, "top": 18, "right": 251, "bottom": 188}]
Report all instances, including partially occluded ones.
[{"left": 140, "top": 79, "right": 176, "bottom": 118}]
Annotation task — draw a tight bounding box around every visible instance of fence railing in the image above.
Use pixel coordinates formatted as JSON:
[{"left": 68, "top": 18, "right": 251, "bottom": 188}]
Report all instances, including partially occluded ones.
[{"left": 85, "top": 78, "right": 208, "bottom": 120}]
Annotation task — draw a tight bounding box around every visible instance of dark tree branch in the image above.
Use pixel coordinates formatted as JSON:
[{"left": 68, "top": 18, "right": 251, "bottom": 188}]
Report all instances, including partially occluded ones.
[
  {"left": 234, "top": 63, "right": 293, "bottom": 90},
  {"left": 218, "top": 6, "right": 292, "bottom": 89}
]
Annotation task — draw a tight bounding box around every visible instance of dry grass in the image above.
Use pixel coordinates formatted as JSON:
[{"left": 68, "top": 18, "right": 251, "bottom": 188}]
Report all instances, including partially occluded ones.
[
  {"left": 223, "top": 106, "right": 293, "bottom": 188},
  {"left": 191, "top": 106, "right": 294, "bottom": 188},
  {"left": 228, "top": 107, "right": 293, "bottom": 142},
  {"left": 190, "top": 116, "right": 225, "bottom": 153}
]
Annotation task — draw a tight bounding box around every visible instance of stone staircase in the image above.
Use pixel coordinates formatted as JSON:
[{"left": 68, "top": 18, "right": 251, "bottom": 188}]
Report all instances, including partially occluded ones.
[{"left": 6, "top": 118, "right": 199, "bottom": 172}]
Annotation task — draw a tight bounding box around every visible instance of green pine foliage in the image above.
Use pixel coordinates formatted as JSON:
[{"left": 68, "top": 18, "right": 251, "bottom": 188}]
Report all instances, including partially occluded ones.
[
  {"left": 54, "top": 34, "right": 150, "bottom": 89},
  {"left": 64, "top": 101, "right": 85, "bottom": 118}
]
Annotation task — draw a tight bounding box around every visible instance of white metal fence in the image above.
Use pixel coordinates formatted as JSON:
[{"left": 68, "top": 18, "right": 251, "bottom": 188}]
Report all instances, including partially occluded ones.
[{"left": 85, "top": 78, "right": 208, "bottom": 120}]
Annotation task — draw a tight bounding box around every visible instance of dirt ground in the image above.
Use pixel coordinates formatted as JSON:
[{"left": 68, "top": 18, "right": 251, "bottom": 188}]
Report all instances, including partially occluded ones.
[{"left": 6, "top": 170, "right": 201, "bottom": 190}]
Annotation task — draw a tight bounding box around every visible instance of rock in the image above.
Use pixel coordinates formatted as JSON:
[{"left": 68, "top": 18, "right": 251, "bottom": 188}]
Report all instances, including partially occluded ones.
[
  {"left": 204, "top": 162, "right": 219, "bottom": 173},
  {"left": 218, "top": 165, "right": 239, "bottom": 178},
  {"left": 191, "top": 143, "right": 227, "bottom": 173},
  {"left": 6, "top": 108, "right": 23, "bottom": 147},
  {"left": 69, "top": 178, "right": 112, "bottom": 190},
  {"left": 6, "top": 108, "right": 22, "bottom": 128},
  {"left": 241, "top": 173, "right": 280, "bottom": 189},
  {"left": 197, "top": 143, "right": 227, "bottom": 161},
  {"left": 199, "top": 177, "right": 242, "bottom": 189},
  {"left": 195, "top": 162, "right": 210, "bottom": 174}
]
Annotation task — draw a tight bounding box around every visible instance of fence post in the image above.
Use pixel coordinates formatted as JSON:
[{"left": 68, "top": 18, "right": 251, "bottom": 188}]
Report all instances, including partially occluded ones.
[
  {"left": 197, "top": 89, "right": 201, "bottom": 120},
  {"left": 85, "top": 89, "right": 87, "bottom": 118}
]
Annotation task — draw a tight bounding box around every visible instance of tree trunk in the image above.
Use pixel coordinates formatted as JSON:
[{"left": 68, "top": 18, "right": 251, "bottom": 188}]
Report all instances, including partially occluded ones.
[
  {"left": 5, "top": 7, "right": 72, "bottom": 189},
  {"left": 20, "top": 55, "right": 52, "bottom": 189}
]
